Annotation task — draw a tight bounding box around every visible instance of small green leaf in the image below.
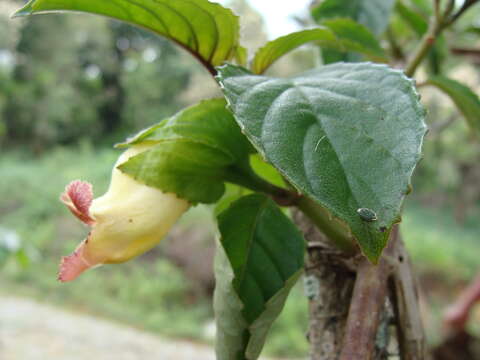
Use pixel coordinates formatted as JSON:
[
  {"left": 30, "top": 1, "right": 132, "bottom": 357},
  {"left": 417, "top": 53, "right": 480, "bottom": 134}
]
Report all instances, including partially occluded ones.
[
  {"left": 214, "top": 194, "right": 304, "bottom": 360},
  {"left": 395, "top": 2, "right": 428, "bottom": 36},
  {"left": 251, "top": 29, "right": 336, "bottom": 74},
  {"left": 466, "top": 26, "right": 480, "bottom": 35},
  {"left": 251, "top": 21, "right": 386, "bottom": 74},
  {"left": 234, "top": 46, "right": 248, "bottom": 67},
  {"left": 427, "top": 76, "right": 480, "bottom": 137},
  {"left": 409, "top": 0, "right": 433, "bottom": 14},
  {"left": 311, "top": 0, "right": 395, "bottom": 36},
  {"left": 218, "top": 63, "right": 427, "bottom": 262},
  {"left": 322, "top": 18, "right": 387, "bottom": 61},
  {"left": 13, "top": 0, "right": 242, "bottom": 69},
  {"left": 118, "top": 99, "right": 253, "bottom": 204}
]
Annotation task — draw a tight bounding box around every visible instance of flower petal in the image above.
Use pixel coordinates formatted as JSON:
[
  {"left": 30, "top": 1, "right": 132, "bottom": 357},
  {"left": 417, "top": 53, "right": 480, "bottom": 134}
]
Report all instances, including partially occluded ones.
[
  {"left": 58, "top": 239, "right": 94, "bottom": 282},
  {"left": 61, "top": 180, "right": 95, "bottom": 225}
]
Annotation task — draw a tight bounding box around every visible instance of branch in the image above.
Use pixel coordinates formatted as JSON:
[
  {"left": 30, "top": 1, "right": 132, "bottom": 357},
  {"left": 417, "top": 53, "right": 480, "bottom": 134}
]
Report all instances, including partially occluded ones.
[
  {"left": 451, "top": 47, "right": 480, "bottom": 61},
  {"left": 386, "top": 26, "right": 406, "bottom": 62},
  {"left": 444, "top": 274, "right": 480, "bottom": 332},
  {"left": 434, "top": 0, "right": 441, "bottom": 23},
  {"left": 428, "top": 115, "right": 456, "bottom": 137},
  {"left": 445, "top": 0, "right": 480, "bottom": 27},
  {"left": 404, "top": 0, "right": 477, "bottom": 77},
  {"left": 339, "top": 227, "right": 398, "bottom": 360},
  {"left": 404, "top": 17, "right": 443, "bottom": 77},
  {"left": 390, "top": 232, "right": 426, "bottom": 359}
]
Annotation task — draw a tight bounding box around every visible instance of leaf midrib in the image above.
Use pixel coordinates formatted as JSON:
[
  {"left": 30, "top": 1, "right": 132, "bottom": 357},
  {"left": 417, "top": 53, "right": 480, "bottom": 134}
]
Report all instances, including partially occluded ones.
[{"left": 234, "top": 197, "right": 268, "bottom": 299}]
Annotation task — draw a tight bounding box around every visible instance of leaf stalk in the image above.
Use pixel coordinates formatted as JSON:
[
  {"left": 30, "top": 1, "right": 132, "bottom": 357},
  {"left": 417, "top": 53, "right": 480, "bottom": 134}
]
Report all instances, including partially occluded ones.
[
  {"left": 224, "top": 165, "right": 299, "bottom": 206},
  {"left": 296, "top": 196, "right": 357, "bottom": 254}
]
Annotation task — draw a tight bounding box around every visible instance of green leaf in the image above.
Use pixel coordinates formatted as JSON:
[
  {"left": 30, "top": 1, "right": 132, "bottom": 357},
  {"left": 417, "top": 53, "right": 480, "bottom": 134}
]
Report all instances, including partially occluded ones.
[
  {"left": 466, "top": 26, "right": 480, "bottom": 35},
  {"left": 395, "top": 2, "right": 428, "bottom": 35},
  {"left": 427, "top": 76, "right": 480, "bottom": 137},
  {"left": 214, "top": 194, "right": 304, "bottom": 360},
  {"left": 251, "top": 21, "right": 386, "bottom": 74},
  {"left": 251, "top": 29, "right": 335, "bottom": 75},
  {"left": 311, "top": 0, "right": 395, "bottom": 36},
  {"left": 118, "top": 99, "right": 253, "bottom": 204},
  {"left": 410, "top": 0, "right": 433, "bottom": 14},
  {"left": 119, "top": 98, "right": 252, "bottom": 160},
  {"left": 13, "top": 0, "right": 242, "bottom": 69},
  {"left": 250, "top": 155, "right": 285, "bottom": 189},
  {"left": 218, "top": 63, "right": 426, "bottom": 262},
  {"left": 322, "top": 18, "right": 387, "bottom": 60}
]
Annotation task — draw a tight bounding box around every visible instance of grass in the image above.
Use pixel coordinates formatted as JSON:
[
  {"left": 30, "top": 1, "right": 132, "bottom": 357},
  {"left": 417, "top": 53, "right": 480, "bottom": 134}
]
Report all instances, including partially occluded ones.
[
  {"left": 0, "top": 145, "right": 479, "bottom": 357},
  {"left": 403, "top": 199, "right": 480, "bottom": 281}
]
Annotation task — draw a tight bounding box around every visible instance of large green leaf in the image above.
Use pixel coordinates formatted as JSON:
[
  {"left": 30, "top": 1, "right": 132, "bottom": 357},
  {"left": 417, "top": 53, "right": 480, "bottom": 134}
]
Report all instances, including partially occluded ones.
[
  {"left": 217, "top": 63, "right": 426, "bottom": 261},
  {"left": 251, "top": 20, "right": 386, "bottom": 74},
  {"left": 311, "top": 0, "right": 395, "bottom": 36},
  {"left": 427, "top": 76, "right": 480, "bottom": 137},
  {"left": 118, "top": 99, "right": 253, "bottom": 204},
  {"left": 13, "top": 0, "right": 243, "bottom": 69},
  {"left": 214, "top": 194, "right": 304, "bottom": 360}
]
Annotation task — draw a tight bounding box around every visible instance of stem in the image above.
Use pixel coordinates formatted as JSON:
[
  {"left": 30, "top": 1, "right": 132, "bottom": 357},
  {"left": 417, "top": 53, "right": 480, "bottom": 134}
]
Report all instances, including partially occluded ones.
[
  {"left": 451, "top": 47, "right": 480, "bottom": 56},
  {"left": 339, "top": 260, "right": 391, "bottom": 359},
  {"left": 434, "top": 0, "right": 441, "bottom": 23},
  {"left": 444, "top": 274, "right": 480, "bottom": 331},
  {"left": 386, "top": 26, "right": 405, "bottom": 61},
  {"left": 404, "top": 0, "right": 465, "bottom": 77},
  {"left": 339, "top": 227, "right": 398, "bottom": 360},
  {"left": 428, "top": 115, "right": 456, "bottom": 136},
  {"left": 445, "top": 0, "right": 479, "bottom": 27},
  {"left": 390, "top": 234, "right": 426, "bottom": 359},
  {"left": 225, "top": 165, "right": 299, "bottom": 206},
  {"left": 297, "top": 196, "right": 356, "bottom": 254},
  {"left": 404, "top": 21, "right": 441, "bottom": 77}
]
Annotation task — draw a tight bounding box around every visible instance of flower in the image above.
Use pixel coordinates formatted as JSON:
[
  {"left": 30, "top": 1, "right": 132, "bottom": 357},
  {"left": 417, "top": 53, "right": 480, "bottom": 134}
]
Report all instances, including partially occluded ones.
[{"left": 58, "top": 145, "right": 190, "bottom": 282}]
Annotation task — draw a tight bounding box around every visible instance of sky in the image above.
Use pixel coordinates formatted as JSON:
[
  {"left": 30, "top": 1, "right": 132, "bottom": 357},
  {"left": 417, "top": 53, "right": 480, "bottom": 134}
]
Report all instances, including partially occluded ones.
[
  {"left": 220, "top": 0, "right": 313, "bottom": 39},
  {"left": 246, "top": 0, "right": 312, "bottom": 38}
]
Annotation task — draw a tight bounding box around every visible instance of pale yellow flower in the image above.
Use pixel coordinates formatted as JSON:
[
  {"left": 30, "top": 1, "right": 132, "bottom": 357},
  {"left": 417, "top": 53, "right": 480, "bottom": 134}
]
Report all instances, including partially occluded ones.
[{"left": 59, "top": 145, "right": 190, "bottom": 282}]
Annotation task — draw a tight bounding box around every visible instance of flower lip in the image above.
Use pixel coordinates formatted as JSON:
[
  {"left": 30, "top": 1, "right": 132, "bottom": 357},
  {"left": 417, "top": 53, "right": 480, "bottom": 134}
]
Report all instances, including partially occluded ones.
[
  {"left": 60, "top": 180, "right": 95, "bottom": 226},
  {"left": 58, "top": 239, "right": 92, "bottom": 282}
]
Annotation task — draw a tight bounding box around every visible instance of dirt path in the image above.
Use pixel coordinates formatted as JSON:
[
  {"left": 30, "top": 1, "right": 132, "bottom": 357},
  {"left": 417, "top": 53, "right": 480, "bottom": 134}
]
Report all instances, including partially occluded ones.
[{"left": 0, "top": 296, "right": 215, "bottom": 360}]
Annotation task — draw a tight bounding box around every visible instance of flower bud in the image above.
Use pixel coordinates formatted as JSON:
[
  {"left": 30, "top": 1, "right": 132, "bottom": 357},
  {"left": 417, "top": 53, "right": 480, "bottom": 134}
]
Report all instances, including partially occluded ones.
[{"left": 59, "top": 145, "right": 190, "bottom": 282}]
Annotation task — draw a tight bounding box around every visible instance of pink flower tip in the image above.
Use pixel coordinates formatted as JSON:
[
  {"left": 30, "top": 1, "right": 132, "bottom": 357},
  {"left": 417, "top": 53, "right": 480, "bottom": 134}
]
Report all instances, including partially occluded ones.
[
  {"left": 60, "top": 180, "right": 95, "bottom": 226},
  {"left": 57, "top": 243, "right": 92, "bottom": 282}
]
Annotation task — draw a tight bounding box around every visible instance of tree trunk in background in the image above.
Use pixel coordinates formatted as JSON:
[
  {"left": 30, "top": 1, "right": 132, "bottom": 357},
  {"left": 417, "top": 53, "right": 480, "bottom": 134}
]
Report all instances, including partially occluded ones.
[
  {"left": 297, "top": 210, "right": 355, "bottom": 358},
  {"left": 293, "top": 211, "right": 426, "bottom": 360},
  {"left": 98, "top": 23, "right": 126, "bottom": 136}
]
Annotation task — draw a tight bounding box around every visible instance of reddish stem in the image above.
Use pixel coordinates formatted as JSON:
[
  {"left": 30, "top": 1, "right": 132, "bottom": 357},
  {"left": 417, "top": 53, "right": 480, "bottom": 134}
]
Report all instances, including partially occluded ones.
[
  {"left": 339, "top": 227, "right": 398, "bottom": 360},
  {"left": 444, "top": 274, "right": 480, "bottom": 331}
]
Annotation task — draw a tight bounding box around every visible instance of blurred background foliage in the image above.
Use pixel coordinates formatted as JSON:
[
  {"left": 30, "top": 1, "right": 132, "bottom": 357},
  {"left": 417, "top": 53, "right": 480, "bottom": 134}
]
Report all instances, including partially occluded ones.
[
  {"left": 0, "top": 1, "right": 193, "bottom": 150},
  {"left": 0, "top": 0, "right": 480, "bottom": 357}
]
